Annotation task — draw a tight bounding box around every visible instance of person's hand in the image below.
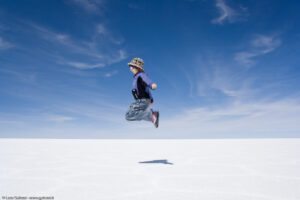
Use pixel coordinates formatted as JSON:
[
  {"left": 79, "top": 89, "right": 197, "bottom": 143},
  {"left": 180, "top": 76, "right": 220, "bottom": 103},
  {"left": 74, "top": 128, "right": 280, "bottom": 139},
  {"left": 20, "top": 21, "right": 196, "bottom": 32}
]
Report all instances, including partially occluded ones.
[
  {"left": 149, "top": 99, "right": 154, "bottom": 105},
  {"left": 151, "top": 83, "right": 157, "bottom": 90}
]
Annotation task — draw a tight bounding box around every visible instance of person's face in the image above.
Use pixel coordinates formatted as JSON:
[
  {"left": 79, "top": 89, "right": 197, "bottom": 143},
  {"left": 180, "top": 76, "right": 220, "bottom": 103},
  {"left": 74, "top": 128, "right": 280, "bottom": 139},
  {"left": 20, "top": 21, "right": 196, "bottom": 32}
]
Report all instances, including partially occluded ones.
[{"left": 129, "top": 66, "right": 139, "bottom": 74}]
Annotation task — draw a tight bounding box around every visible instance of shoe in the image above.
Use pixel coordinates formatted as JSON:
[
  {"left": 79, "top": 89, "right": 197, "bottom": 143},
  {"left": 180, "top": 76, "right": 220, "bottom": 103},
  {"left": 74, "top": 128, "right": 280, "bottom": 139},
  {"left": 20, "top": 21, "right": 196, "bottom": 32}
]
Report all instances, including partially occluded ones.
[{"left": 151, "top": 111, "right": 159, "bottom": 128}]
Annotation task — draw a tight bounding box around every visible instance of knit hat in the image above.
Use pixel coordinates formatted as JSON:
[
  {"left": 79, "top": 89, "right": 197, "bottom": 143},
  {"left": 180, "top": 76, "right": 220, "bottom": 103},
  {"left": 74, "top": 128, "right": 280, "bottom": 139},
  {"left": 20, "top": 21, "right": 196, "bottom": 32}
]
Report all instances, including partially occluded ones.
[{"left": 128, "top": 57, "right": 144, "bottom": 70}]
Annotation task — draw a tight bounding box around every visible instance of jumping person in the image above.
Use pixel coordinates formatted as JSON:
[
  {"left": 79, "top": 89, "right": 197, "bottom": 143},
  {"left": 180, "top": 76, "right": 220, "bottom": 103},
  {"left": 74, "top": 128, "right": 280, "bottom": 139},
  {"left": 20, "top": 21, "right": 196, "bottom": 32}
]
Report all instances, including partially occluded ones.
[{"left": 125, "top": 58, "right": 159, "bottom": 128}]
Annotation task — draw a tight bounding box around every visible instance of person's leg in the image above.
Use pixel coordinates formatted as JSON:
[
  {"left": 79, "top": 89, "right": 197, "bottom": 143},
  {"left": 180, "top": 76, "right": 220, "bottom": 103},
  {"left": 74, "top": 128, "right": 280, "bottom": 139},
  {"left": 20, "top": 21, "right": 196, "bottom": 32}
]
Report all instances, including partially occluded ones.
[
  {"left": 151, "top": 110, "right": 159, "bottom": 128},
  {"left": 125, "top": 101, "right": 140, "bottom": 121},
  {"left": 125, "top": 99, "right": 152, "bottom": 121}
]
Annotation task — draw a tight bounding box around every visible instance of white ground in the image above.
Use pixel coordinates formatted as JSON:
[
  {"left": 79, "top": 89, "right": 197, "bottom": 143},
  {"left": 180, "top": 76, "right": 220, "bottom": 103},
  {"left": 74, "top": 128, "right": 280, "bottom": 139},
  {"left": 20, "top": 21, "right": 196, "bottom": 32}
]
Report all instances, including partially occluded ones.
[{"left": 0, "top": 139, "right": 300, "bottom": 200}]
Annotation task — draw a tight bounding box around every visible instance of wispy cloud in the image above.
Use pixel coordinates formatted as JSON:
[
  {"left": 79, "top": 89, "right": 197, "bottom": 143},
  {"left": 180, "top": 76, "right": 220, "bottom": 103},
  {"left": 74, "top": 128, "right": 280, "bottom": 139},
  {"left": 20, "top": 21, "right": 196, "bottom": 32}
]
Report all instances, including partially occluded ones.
[
  {"left": 181, "top": 52, "right": 284, "bottom": 101},
  {"left": 30, "top": 24, "right": 70, "bottom": 42},
  {"left": 181, "top": 67, "right": 195, "bottom": 98},
  {"left": 167, "top": 49, "right": 300, "bottom": 137},
  {"left": 108, "top": 49, "right": 126, "bottom": 64},
  {"left": 27, "top": 23, "right": 126, "bottom": 69},
  {"left": 0, "top": 37, "right": 13, "bottom": 50},
  {"left": 104, "top": 70, "right": 118, "bottom": 77},
  {"left": 0, "top": 68, "right": 37, "bottom": 83},
  {"left": 0, "top": 120, "right": 24, "bottom": 125},
  {"left": 182, "top": 55, "right": 243, "bottom": 98},
  {"left": 68, "top": 0, "right": 104, "bottom": 13},
  {"left": 196, "top": 66, "right": 255, "bottom": 98},
  {"left": 45, "top": 115, "right": 75, "bottom": 122},
  {"left": 0, "top": 85, "right": 128, "bottom": 135},
  {"left": 161, "top": 98, "right": 300, "bottom": 135},
  {"left": 235, "top": 34, "right": 281, "bottom": 66},
  {"left": 251, "top": 34, "right": 281, "bottom": 53},
  {"left": 95, "top": 23, "right": 124, "bottom": 45},
  {"left": 96, "top": 24, "right": 106, "bottom": 35},
  {"left": 30, "top": 24, "right": 103, "bottom": 58},
  {"left": 212, "top": 0, "right": 246, "bottom": 24},
  {"left": 67, "top": 61, "right": 105, "bottom": 69}
]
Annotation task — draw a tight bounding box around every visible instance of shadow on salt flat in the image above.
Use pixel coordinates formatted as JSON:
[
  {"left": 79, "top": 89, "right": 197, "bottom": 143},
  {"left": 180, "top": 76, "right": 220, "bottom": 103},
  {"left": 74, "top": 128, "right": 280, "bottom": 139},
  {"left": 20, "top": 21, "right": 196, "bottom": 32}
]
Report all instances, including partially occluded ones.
[{"left": 139, "top": 159, "right": 173, "bottom": 165}]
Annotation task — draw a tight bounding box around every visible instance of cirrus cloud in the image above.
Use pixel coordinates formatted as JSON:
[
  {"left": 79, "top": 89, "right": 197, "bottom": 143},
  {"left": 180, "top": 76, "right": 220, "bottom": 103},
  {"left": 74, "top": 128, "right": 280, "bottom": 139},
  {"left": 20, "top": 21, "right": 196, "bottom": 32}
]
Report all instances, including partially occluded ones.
[
  {"left": 235, "top": 34, "right": 281, "bottom": 67},
  {"left": 212, "top": 0, "right": 247, "bottom": 24},
  {"left": 0, "top": 37, "right": 13, "bottom": 50},
  {"left": 68, "top": 0, "right": 105, "bottom": 13}
]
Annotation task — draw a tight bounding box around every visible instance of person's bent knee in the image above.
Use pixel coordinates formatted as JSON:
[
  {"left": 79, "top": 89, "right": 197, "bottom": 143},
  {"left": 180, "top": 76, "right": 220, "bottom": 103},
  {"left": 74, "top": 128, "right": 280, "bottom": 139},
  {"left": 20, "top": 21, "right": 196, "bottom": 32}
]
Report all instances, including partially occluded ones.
[
  {"left": 126, "top": 116, "right": 135, "bottom": 121},
  {"left": 125, "top": 113, "right": 135, "bottom": 121}
]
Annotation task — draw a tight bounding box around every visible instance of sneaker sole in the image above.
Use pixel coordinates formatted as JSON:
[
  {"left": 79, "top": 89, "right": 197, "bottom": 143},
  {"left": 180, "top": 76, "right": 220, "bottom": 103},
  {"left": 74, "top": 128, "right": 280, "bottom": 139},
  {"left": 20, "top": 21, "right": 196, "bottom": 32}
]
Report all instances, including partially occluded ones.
[{"left": 155, "top": 112, "right": 159, "bottom": 128}]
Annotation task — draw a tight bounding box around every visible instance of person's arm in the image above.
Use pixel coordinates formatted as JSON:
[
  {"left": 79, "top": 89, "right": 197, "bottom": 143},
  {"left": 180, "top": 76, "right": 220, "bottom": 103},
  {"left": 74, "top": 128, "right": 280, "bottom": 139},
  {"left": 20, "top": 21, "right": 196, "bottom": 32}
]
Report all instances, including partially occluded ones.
[{"left": 140, "top": 73, "right": 157, "bottom": 90}]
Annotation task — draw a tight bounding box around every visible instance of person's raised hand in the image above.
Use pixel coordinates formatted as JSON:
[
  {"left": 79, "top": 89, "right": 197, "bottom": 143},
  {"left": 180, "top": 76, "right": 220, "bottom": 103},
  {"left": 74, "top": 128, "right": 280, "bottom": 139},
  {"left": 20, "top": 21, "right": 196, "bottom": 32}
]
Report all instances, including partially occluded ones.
[{"left": 151, "top": 83, "right": 157, "bottom": 90}]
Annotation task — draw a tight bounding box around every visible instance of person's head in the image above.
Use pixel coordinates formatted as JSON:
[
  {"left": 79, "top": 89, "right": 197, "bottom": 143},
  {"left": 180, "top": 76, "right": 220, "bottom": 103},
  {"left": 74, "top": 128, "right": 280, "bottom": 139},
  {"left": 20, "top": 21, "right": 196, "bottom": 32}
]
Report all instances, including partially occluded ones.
[
  {"left": 129, "top": 66, "right": 143, "bottom": 74},
  {"left": 128, "top": 57, "right": 144, "bottom": 74}
]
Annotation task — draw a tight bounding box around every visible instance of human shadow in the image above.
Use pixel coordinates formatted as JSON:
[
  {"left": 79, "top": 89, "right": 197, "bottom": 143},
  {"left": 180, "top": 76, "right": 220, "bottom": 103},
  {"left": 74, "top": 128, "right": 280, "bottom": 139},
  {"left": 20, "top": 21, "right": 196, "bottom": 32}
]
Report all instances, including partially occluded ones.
[{"left": 139, "top": 159, "right": 174, "bottom": 165}]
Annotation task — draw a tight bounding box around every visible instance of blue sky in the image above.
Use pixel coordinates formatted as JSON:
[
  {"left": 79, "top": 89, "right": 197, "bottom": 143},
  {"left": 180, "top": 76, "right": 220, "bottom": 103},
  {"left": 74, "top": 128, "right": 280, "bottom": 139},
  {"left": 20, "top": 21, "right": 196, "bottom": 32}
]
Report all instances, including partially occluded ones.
[{"left": 0, "top": 0, "right": 300, "bottom": 138}]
